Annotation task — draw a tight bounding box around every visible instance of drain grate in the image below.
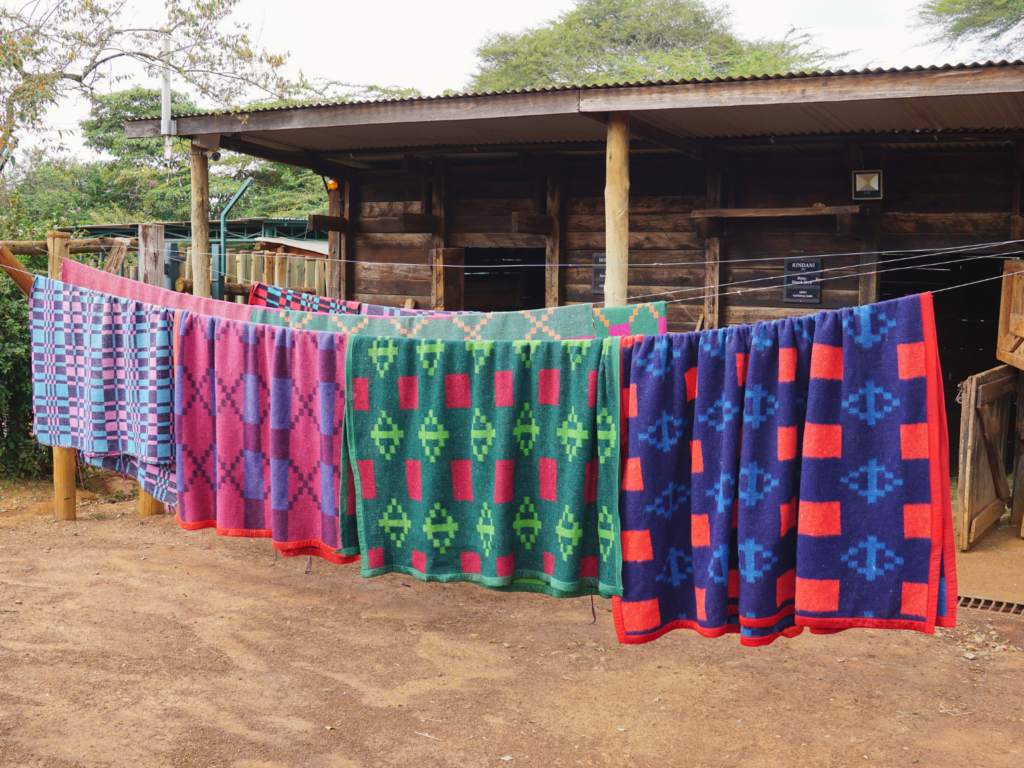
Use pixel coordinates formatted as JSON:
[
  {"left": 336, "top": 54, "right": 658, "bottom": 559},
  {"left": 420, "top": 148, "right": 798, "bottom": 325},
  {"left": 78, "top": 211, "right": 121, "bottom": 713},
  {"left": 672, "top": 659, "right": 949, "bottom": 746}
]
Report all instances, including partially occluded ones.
[{"left": 957, "top": 594, "right": 1024, "bottom": 615}]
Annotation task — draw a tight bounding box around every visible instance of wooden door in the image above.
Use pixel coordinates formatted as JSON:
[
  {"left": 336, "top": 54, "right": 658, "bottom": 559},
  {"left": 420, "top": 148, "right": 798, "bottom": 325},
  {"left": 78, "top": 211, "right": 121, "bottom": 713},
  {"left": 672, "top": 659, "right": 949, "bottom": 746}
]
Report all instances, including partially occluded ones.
[{"left": 957, "top": 365, "right": 1017, "bottom": 550}]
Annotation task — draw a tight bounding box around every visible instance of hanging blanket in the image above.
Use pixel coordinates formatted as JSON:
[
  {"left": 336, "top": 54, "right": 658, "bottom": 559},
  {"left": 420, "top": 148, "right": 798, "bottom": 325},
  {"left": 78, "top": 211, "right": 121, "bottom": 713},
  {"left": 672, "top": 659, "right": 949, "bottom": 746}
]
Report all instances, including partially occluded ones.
[
  {"left": 612, "top": 293, "right": 956, "bottom": 646},
  {"left": 360, "top": 304, "right": 472, "bottom": 317},
  {"left": 594, "top": 302, "right": 669, "bottom": 337},
  {"left": 174, "top": 312, "right": 355, "bottom": 564},
  {"left": 248, "top": 281, "right": 362, "bottom": 314},
  {"left": 344, "top": 336, "right": 622, "bottom": 597},
  {"left": 82, "top": 453, "right": 177, "bottom": 506},
  {"left": 251, "top": 303, "right": 597, "bottom": 341},
  {"left": 29, "top": 277, "right": 177, "bottom": 503},
  {"left": 62, "top": 258, "right": 255, "bottom": 322}
]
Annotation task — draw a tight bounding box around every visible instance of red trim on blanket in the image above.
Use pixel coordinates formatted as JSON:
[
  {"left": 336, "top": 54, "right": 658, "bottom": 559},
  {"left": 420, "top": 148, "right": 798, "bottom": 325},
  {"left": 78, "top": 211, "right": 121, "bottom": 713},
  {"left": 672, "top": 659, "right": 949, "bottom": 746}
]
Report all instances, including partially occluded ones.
[
  {"left": 273, "top": 540, "right": 358, "bottom": 565},
  {"left": 739, "top": 605, "right": 795, "bottom": 628},
  {"left": 797, "top": 616, "right": 929, "bottom": 632},
  {"left": 174, "top": 513, "right": 272, "bottom": 538}
]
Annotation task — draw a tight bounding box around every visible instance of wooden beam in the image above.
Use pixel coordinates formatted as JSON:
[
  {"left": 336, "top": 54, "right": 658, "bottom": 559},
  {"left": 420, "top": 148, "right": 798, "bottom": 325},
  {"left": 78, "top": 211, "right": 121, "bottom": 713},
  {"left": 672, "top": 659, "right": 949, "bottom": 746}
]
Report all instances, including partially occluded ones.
[
  {"left": 46, "top": 232, "right": 76, "bottom": 522},
  {"left": 308, "top": 214, "right": 348, "bottom": 233},
  {"left": 859, "top": 200, "right": 882, "bottom": 305},
  {"left": 327, "top": 184, "right": 344, "bottom": 300},
  {"left": 430, "top": 248, "right": 464, "bottom": 311},
  {"left": 512, "top": 212, "right": 554, "bottom": 236},
  {"left": 218, "top": 135, "right": 351, "bottom": 180},
  {"left": 626, "top": 115, "right": 704, "bottom": 162},
  {"left": 342, "top": 180, "right": 356, "bottom": 301},
  {"left": 101, "top": 237, "right": 131, "bottom": 274},
  {"left": 691, "top": 205, "right": 865, "bottom": 218},
  {"left": 546, "top": 160, "right": 563, "bottom": 308},
  {"left": 604, "top": 112, "right": 630, "bottom": 307},
  {"left": 0, "top": 243, "right": 37, "bottom": 296},
  {"left": 704, "top": 170, "right": 723, "bottom": 329},
  {"left": 432, "top": 161, "right": 448, "bottom": 251},
  {"left": 190, "top": 142, "right": 211, "bottom": 298}
]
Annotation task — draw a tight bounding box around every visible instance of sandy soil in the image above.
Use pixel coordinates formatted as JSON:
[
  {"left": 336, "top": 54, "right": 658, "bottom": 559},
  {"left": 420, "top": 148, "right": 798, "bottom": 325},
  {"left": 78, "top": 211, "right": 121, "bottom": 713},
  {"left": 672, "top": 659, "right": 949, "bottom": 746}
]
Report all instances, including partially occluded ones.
[{"left": 1, "top": 475, "right": 1024, "bottom": 768}]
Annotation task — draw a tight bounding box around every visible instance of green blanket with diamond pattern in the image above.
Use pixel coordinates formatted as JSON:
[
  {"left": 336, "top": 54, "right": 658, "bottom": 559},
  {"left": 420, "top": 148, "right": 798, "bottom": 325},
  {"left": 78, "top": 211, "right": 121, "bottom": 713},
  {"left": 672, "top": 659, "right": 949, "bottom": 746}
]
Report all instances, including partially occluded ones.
[{"left": 344, "top": 336, "right": 622, "bottom": 597}]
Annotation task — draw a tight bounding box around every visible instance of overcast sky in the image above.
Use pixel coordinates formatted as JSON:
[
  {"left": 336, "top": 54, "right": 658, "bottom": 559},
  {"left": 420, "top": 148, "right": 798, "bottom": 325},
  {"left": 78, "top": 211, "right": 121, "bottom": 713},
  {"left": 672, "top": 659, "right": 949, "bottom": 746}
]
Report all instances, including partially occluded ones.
[{"left": 41, "top": 0, "right": 971, "bottom": 156}]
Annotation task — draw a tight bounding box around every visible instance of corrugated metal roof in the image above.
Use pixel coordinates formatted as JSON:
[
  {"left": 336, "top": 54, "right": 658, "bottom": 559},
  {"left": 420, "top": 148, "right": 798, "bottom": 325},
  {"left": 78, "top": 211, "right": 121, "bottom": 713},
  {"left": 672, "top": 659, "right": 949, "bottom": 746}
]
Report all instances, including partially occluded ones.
[{"left": 130, "top": 60, "right": 1024, "bottom": 121}]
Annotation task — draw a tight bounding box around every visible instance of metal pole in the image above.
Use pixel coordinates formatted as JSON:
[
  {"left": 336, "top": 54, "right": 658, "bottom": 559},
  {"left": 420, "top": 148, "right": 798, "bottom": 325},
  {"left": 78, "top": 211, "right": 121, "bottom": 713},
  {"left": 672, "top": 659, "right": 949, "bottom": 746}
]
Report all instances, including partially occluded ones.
[
  {"left": 218, "top": 177, "right": 253, "bottom": 300},
  {"left": 161, "top": 37, "right": 174, "bottom": 163}
]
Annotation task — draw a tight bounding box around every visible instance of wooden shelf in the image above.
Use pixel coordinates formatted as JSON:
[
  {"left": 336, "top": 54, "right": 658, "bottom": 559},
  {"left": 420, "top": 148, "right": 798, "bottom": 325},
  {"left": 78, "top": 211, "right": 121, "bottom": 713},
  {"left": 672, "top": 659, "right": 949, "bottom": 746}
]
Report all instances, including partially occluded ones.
[
  {"left": 690, "top": 205, "right": 865, "bottom": 219},
  {"left": 307, "top": 212, "right": 436, "bottom": 234}
]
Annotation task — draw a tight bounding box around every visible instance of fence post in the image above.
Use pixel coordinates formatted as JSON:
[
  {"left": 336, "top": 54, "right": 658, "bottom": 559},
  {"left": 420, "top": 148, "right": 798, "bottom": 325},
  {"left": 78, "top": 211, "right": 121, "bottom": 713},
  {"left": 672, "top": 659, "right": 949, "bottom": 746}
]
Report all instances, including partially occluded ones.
[
  {"left": 137, "top": 224, "right": 166, "bottom": 517},
  {"left": 46, "top": 232, "right": 77, "bottom": 521}
]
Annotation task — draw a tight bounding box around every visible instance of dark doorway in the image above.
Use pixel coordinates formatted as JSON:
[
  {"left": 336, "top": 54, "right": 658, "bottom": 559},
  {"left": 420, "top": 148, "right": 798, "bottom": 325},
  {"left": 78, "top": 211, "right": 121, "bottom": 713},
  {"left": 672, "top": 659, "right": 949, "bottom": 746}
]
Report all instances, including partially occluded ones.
[
  {"left": 880, "top": 251, "right": 1005, "bottom": 470},
  {"left": 463, "top": 248, "right": 546, "bottom": 312}
]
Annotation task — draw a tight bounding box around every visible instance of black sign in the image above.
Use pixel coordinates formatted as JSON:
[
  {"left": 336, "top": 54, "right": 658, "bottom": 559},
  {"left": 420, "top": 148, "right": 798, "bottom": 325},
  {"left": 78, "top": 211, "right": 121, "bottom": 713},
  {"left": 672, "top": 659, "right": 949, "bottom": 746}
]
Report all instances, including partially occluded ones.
[
  {"left": 591, "top": 252, "right": 606, "bottom": 295},
  {"left": 784, "top": 257, "right": 822, "bottom": 304}
]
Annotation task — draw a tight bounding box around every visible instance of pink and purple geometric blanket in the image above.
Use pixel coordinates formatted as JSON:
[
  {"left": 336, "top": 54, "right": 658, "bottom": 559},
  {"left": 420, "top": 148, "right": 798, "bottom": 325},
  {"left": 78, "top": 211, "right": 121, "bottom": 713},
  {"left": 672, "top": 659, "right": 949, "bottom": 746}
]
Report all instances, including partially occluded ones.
[
  {"left": 612, "top": 293, "right": 956, "bottom": 646},
  {"left": 174, "top": 311, "right": 357, "bottom": 564}
]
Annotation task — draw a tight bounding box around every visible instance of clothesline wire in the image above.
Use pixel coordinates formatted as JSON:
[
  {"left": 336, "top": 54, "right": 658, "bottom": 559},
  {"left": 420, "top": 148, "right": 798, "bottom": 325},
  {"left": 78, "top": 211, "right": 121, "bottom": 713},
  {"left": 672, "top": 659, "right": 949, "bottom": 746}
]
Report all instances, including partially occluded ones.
[
  {"left": 1, "top": 245, "right": 1012, "bottom": 310},
  {"left": 661, "top": 249, "right": 1022, "bottom": 307},
  {"left": 101, "top": 237, "right": 1024, "bottom": 270},
  {"left": 139, "top": 241, "right": 1008, "bottom": 307}
]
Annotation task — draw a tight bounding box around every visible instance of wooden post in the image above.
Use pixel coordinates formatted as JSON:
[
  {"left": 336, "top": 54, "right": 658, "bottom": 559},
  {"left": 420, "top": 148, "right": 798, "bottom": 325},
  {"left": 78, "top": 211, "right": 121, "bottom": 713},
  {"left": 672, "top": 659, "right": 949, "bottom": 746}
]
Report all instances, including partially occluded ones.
[
  {"left": 858, "top": 203, "right": 882, "bottom": 305},
  {"left": 604, "top": 113, "right": 629, "bottom": 307},
  {"left": 327, "top": 183, "right": 345, "bottom": 300},
  {"left": 275, "top": 247, "right": 288, "bottom": 287},
  {"left": 432, "top": 161, "right": 448, "bottom": 251},
  {"left": 190, "top": 142, "right": 211, "bottom": 298},
  {"left": 137, "top": 225, "right": 166, "bottom": 517},
  {"left": 47, "top": 232, "right": 76, "bottom": 521},
  {"left": 546, "top": 160, "right": 563, "bottom": 308},
  {"left": 704, "top": 169, "right": 722, "bottom": 329},
  {"left": 431, "top": 248, "right": 465, "bottom": 311}
]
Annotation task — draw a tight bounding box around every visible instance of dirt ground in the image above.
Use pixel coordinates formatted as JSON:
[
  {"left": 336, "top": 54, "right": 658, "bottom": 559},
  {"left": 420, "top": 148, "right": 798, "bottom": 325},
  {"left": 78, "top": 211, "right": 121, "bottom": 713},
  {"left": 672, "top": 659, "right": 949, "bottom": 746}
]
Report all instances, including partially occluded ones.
[{"left": 2, "top": 474, "right": 1024, "bottom": 768}]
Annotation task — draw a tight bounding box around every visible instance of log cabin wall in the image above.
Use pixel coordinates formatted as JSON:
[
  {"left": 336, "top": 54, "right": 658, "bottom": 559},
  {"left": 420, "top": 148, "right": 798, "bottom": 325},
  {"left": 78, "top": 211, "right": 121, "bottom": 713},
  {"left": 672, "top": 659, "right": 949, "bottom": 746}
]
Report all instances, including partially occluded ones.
[{"left": 351, "top": 172, "right": 432, "bottom": 308}]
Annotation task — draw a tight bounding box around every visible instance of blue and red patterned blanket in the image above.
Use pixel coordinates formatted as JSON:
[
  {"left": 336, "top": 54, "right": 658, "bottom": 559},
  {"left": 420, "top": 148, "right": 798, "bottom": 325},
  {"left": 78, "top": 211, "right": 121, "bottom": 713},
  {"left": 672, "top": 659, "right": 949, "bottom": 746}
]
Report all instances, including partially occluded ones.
[{"left": 613, "top": 293, "right": 956, "bottom": 645}]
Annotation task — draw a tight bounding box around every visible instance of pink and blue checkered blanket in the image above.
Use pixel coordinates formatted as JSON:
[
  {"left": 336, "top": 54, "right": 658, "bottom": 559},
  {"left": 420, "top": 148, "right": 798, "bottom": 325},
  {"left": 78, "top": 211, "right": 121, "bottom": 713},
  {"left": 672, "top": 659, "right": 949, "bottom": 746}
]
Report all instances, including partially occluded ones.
[
  {"left": 613, "top": 293, "right": 956, "bottom": 645},
  {"left": 30, "top": 277, "right": 177, "bottom": 504}
]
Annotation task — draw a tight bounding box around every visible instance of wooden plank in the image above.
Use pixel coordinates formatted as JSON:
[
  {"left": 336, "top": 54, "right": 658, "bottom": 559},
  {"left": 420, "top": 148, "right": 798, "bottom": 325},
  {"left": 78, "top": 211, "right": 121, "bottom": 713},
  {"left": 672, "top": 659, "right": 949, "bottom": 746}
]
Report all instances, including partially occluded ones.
[
  {"left": 512, "top": 212, "right": 554, "bottom": 236},
  {"left": 0, "top": 244, "right": 37, "bottom": 297},
  {"left": 546, "top": 161, "right": 563, "bottom": 308},
  {"left": 977, "top": 403, "right": 1013, "bottom": 501},
  {"left": 308, "top": 214, "right": 347, "bottom": 232},
  {"left": 433, "top": 161, "right": 447, "bottom": 251},
  {"left": 567, "top": 231, "right": 700, "bottom": 250},
  {"left": 190, "top": 143, "right": 211, "bottom": 298},
  {"left": 627, "top": 115, "right": 704, "bottom": 161},
  {"left": 859, "top": 202, "right": 881, "bottom": 305},
  {"left": 327, "top": 184, "right": 344, "bottom": 300},
  {"left": 450, "top": 215, "right": 514, "bottom": 234},
  {"left": 102, "top": 237, "right": 131, "bottom": 274},
  {"left": 353, "top": 292, "right": 431, "bottom": 307},
  {"left": 977, "top": 371, "right": 1018, "bottom": 405},
  {"left": 568, "top": 196, "right": 706, "bottom": 216},
  {"left": 430, "top": 248, "right": 464, "bottom": 311},
  {"left": 997, "top": 261, "right": 1024, "bottom": 360},
  {"left": 882, "top": 212, "right": 1011, "bottom": 236},
  {"left": 722, "top": 306, "right": 820, "bottom": 324},
  {"left": 449, "top": 233, "right": 547, "bottom": 249},
  {"left": 567, "top": 213, "right": 696, "bottom": 232},
  {"left": 969, "top": 498, "right": 1008, "bottom": 543},
  {"left": 691, "top": 205, "right": 864, "bottom": 218}
]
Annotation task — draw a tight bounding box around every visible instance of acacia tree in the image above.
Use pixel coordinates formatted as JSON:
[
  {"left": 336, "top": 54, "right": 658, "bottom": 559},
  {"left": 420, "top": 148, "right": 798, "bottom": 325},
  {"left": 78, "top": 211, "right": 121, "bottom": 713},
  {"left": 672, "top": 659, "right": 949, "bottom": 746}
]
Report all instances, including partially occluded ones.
[
  {"left": 469, "top": 0, "right": 838, "bottom": 93},
  {"left": 917, "top": 0, "right": 1024, "bottom": 56},
  {"left": 0, "top": 0, "right": 336, "bottom": 152}
]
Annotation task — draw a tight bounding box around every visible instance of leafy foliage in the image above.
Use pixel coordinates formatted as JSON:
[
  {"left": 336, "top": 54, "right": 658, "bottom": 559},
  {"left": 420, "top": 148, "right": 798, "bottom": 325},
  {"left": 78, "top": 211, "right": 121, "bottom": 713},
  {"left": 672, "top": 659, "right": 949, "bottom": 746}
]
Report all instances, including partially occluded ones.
[
  {"left": 916, "top": 0, "right": 1024, "bottom": 56},
  {"left": 469, "top": 0, "right": 838, "bottom": 92}
]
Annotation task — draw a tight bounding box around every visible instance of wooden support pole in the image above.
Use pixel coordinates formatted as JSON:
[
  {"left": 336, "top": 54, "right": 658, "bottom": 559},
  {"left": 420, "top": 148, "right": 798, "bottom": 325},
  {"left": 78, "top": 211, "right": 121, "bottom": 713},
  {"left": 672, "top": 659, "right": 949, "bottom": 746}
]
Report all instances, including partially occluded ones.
[
  {"left": 703, "top": 170, "right": 723, "bottom": 329},
  {"left": 47, "top": 232, "right": 76, "bottom": 521},
  {"left": 327, "top": 183, "right": 344, "bottom": 300},
  {"left": 0, "top": 243, "right": 36, "bottom": 296},
  {"left": 137, "top": 225, "right": 166, "bottom": 517},
  {"left": 604, "top": 112, "right": 630, "bottom": 307},
  {"left": 546, "top": 160, "right": 564, "bottom": 308},
  {"left": 190, "top": 142, "right": 211, "bottom": 298},
  {"left": 430, "top": 248, "right": 464, "bottom": 311},
  {"left": 432, "top": 161, "right": 448, "bottom": 253}
]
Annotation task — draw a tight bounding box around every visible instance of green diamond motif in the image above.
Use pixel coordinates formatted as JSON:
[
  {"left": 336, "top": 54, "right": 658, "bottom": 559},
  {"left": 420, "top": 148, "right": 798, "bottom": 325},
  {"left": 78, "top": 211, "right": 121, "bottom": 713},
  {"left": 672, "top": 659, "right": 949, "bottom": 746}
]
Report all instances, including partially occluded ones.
[
  {"left": 556, "top": 505, "right": 584, "bottom": 562},
  {"left": 598, "top": 505, "right": 616, "bottom": 562},
  {"left": 556, "top": 407, "right": 589, "bottom": 462},
  {"left": 471, "top": 409, "right": 496, "bottom": 462},
  {"left": 513, "top": 340, "right": 542, "bottom": 369},
  {"left": 467, "top": 341, "right": 495, "bottom": 373},
  {"left": 379, "top": 498, "right": 412, "bottom": 546},
  {"left": 368, "top": 339, "right": 398, "bottom": 378},
  {"left": 417, "top": 340, "right": 444, "bottom": 376},
  {"left": 564, "top": 340, "right": 593, "bottom": 371},
  {"left": 371, "top": 411, "right": 403, "bottom": 459},
  {"left": 418, "top": 410, "right": 449, "bottom": 463},
  {"left": 597, "top": 407, "right": 616, "bottom": 464},
  {"left": 513, "top": 497, "right": 541, "bottom": 550},
  {"left": 424, "top": 502, "right": 458, "bottom": 554},
  {"left": 513, "top": 402, "right": 540, "bottom": 456},
  {"left": 477, "top": 504, "right": 495, "bottom": 557}
]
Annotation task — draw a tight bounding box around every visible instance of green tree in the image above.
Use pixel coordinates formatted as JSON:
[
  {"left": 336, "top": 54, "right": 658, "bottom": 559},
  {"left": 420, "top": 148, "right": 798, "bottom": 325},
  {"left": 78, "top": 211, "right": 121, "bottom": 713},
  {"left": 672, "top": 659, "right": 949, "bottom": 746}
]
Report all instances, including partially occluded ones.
[
  {"left": 469, "top": 0, "right": 837, "bottom": 92},
  {"left": 917, "top": 1, "right": 1024, "bottom": 56}
]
